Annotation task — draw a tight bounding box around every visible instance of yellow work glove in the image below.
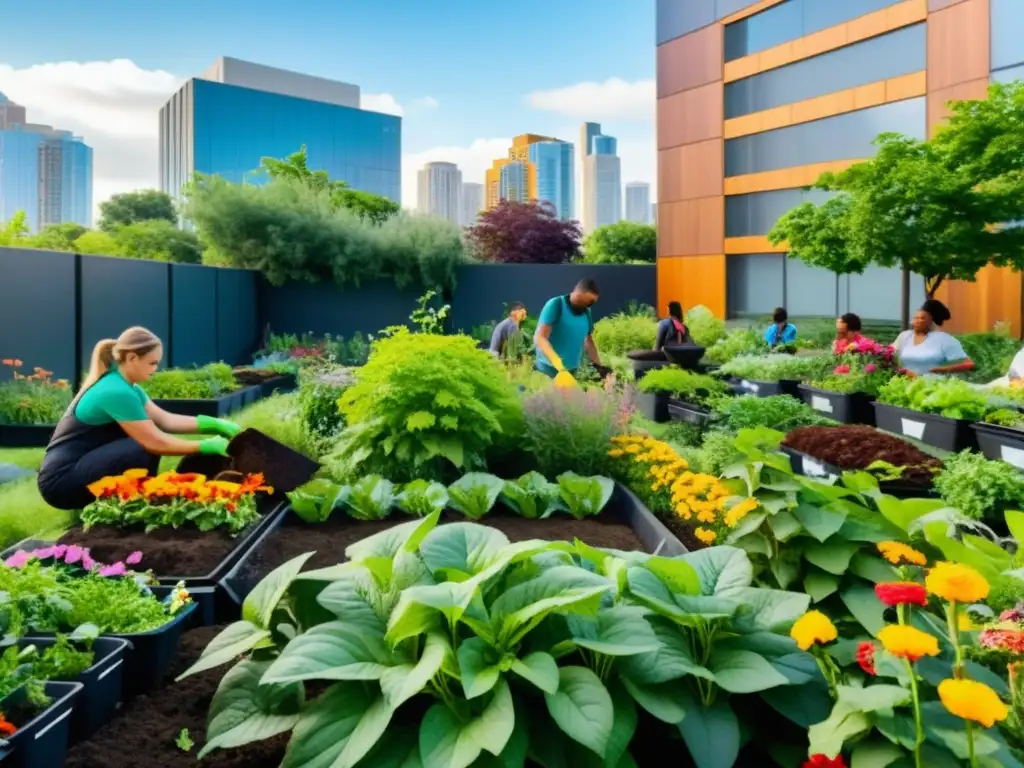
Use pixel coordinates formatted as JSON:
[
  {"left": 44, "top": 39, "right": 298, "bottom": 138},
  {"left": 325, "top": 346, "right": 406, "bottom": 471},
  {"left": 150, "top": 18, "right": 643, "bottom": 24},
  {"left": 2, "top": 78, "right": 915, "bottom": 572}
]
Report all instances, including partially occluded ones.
[{"left": 553, "top": 370, "right": 576, "bottom": 389}]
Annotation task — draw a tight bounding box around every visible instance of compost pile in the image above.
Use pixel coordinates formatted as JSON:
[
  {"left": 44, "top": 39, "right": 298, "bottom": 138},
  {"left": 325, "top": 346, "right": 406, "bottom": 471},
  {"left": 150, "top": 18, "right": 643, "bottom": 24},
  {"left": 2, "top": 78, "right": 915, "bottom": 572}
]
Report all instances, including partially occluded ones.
[{"left": 783, "top": 425, "right": 942, "bottom": 488}]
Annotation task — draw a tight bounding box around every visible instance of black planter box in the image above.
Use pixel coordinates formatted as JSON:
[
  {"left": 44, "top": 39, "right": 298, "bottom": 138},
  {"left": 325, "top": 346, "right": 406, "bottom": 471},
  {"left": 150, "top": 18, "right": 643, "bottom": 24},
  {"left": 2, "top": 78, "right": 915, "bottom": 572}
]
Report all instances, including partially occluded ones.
[
  {"left": 0, "top": 681, "right": 82, "bottom": 767},
  {"left": 667, "top": 399, "right": 712, "bottom": 426},
  {"left": 259, "top": 373, "right": 298, "bottom": 398},
  {"left": 733, "top": 379, "right": 800, "bottom": 398},
  {"left": 18, "top": 636, "right": 128, "bottom": 742},
  {"left": 873, "top": 403, "right": 977, "bottom": 452},
  {"left": 0, "top": 424, "right": 55, "bottom": 448},
  {"left": 798, "top": 385, "right": 875, "bottom": 425},
  {"left": 634, "top": 391, "right": 670, "bottom": 422},
  {"left": 110, "top": 594, "right": 198, "bottom": 697},
  {"left": 780, "top": 446, "right": 935, "bottom": 498},
  {"left": 973, "top": 422, "right": 1024, "bottom": 469},
  {"left": 626, "top": 351, "right": 670, "bottom": 382},
  {"left": 153, "top": 385, "right": 257, "bottom": 418}
]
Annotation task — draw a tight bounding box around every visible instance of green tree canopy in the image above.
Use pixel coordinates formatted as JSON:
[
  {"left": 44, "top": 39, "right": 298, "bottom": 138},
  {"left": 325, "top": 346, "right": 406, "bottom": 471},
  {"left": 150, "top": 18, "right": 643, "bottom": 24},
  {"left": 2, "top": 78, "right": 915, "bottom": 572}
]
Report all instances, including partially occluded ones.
[
  {"left": 98, "top": 190, "right": 177, "bottom": 231},
  {"left": 582, "top": 221, "right": 656, "bottom": 264},
  {"left": 113, "top": 219, "right": 202, "bottom": 263}
]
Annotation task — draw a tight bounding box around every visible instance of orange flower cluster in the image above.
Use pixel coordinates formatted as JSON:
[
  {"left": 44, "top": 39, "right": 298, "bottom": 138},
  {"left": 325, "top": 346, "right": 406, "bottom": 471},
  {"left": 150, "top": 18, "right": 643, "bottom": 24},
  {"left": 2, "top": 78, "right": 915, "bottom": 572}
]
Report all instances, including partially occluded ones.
[
  {"left": 87, "top": 469, "right": 273, "bottom": 504},
  {"left": 0, "top": 714, "right": 15, "bottom": 737},
  {"left": 2, "top": 358, "right": 69, "bottom": 388}
]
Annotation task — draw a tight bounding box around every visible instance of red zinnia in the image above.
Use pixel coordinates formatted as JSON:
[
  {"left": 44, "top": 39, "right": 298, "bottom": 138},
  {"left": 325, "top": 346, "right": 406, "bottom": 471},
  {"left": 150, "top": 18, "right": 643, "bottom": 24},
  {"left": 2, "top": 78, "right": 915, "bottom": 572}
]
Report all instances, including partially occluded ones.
[
  {"left": 856, "top": 641, "right": 876, "bottom": 676},
  {"left": 874, "top": 581, "right": 928, "bottom": 607},
  {"left": 804, "top": 755, "right": 846, "bottom": 768}
]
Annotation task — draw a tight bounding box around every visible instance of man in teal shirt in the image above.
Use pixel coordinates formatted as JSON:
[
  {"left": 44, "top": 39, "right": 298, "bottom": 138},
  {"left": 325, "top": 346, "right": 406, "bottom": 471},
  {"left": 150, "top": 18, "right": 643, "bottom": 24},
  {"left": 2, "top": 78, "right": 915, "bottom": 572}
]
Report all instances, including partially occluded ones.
[{"left": 533, "top": 278, "right": 605, "bottom": 382}]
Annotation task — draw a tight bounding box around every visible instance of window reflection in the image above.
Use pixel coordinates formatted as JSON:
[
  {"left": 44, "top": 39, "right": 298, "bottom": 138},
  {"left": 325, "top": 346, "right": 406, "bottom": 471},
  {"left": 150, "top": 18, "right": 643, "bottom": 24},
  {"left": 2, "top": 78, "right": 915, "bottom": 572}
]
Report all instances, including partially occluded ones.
[{"left": 991, "top": 0, "right": 1024, "bottom": 72}]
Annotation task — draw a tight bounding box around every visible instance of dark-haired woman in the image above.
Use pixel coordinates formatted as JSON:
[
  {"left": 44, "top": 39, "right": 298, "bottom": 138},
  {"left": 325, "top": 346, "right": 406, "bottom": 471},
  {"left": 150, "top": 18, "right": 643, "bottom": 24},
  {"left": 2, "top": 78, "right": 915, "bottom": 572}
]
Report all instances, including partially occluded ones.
[
  {"left": 834, "top": 313, "right": 866, "bottom": 354},
  {"left": 764, "top": 307, "right": 796, "bottom": 348},
  {"left": 892, "top": 299, "right": 974, "bottom": 377},
  {"left": 654, "top": 301, "right": 692, "bottom": 351}
]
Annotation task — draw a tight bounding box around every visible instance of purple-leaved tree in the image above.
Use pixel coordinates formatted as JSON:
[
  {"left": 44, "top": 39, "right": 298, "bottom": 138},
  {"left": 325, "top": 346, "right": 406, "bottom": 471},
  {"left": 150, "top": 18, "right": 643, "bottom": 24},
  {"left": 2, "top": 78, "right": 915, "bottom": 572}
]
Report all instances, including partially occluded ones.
[{"left": 466, "top": 200, "right": 582, "bottom": 264}]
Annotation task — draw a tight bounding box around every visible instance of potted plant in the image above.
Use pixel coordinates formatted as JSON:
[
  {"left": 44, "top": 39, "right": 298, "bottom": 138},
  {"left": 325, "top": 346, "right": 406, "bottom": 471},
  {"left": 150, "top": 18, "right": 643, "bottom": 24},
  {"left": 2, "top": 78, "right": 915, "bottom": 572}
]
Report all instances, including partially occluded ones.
[
  {"left": 635, "top": 368, "right": 730, "bottom": 425},
  {"left": 873, "top": 376, "right": 987, "bottom": 451},
  {"left": 717, "top": 353, "right": 830, "bottom": 398},
  {"left": 0, "top": 359, "right": 72, "bottom": 447},
  {"left": 798, "top": 339, "right": 897, "bottom": 424}
]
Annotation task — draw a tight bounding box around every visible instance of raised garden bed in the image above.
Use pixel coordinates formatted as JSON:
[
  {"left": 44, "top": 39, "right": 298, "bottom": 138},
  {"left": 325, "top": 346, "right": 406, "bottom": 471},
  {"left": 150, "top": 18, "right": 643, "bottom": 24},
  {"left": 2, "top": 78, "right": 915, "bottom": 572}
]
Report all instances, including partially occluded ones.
[
  {"left": 798, "top": 384, "right": 876, "bottom": 425},
  {"left": 667, "top": 399, "right": 712, "bottom": 426},
  {"left": 153, "top": 385, "right": 257, "bottom": 418},
  {"left": 0, "top": 424, "right": 55, "bottom": 448},
  {"left": 873, "top": 402, "right": 977, "bottom": 452},
  {"left": 221, "top": 483, "right": 685, "bottom": 605},
  {"left": 731, "top": 378, "right": 800, "bottom": 398},
  {"left": 635, "top": 390, "right": 669, "bottom": 422},
  {"left": 0, "top": 681, "right": 83, "bottom": 767},
  {"left": 781, "top": 425, "right": 941, "bottom": 497},
  {"left": 974, "top": 422, "right": 1024, "bottom": 469}
]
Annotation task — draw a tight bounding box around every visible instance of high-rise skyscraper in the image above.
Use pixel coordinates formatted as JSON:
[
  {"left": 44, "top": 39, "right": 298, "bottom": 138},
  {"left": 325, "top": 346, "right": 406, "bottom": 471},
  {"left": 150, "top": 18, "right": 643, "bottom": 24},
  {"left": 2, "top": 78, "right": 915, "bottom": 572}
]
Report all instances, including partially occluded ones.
[
  {"left": 484, "top": 134, "right": 573, "bottom": 219},
  {"left": 159, "top": 57, "right": 400, "bottom": 210},
  {"left": 0, "top": 92, "right": 93, "bottom": 230},
  {"left": 625, "top": 182, "right": 652, "bottom": 224},
  {"left": 417, "top": 161, "right": 461, "bottom": 225},
  {"left": 461, "top": 182, "right": 483, "bottom": 227},
  {"left": 579, "top": 122, "right": 621, "bottom": 233}
]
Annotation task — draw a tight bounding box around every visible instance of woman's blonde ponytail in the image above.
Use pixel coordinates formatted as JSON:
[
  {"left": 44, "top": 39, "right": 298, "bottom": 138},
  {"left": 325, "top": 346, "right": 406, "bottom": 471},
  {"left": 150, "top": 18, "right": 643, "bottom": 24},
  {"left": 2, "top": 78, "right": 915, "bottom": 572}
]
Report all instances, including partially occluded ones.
[
  {"left": 81, "top": 339, "right": 118, "bottom": 391},
  {"left": 79, "top": 327, "right": 162, "bottom": 393}
]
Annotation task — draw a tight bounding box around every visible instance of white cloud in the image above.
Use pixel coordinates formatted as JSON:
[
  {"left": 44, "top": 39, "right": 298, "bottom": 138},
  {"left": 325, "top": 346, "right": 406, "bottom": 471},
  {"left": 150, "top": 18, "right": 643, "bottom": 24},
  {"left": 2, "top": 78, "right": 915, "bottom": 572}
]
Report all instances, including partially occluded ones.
[
  {"left": 526, "top": 77, "right": 655, "bottom": 122},
  {"left": 411, "top": 96, "right": 439, "bottom": 109},
  {"left": 361, "top": 92, "right": 404, "bottom": 116},
  {"left": 401, "top": 138, "right": 510, "bottom": 210}
]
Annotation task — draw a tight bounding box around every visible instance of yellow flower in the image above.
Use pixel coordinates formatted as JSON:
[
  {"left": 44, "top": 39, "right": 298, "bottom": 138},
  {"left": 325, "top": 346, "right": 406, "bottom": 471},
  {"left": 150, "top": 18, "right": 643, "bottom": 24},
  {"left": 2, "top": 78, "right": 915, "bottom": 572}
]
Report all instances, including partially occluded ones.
[
  {"left": 695, "top": 527, "right": 717, "bottom": 545},
  {"left": 925, "top": 562, "right": 990, "bottom": 604},
  {"left": 938, "top": 679, "right": 1008, "bottom": 727},
  {"left": 958, "top": 613, "right": 974, "bottom": 632},
  {"left": 625, "top": 444, "right": 641, "bottom": 454},
  {"left": 877, "top": 624, "right": 940, "bottom": 662},
  {"left": 877, "top": 541, "right": 927, "bottom": 567},
  {"left": 790, "top": 610, "right": 837, "bottom": 651},
  {"left": 725, "top": 498, "right": 759, "bottom": 528},
  {"left": 607, "top": 448, "right": 624, "bottom": 458}
]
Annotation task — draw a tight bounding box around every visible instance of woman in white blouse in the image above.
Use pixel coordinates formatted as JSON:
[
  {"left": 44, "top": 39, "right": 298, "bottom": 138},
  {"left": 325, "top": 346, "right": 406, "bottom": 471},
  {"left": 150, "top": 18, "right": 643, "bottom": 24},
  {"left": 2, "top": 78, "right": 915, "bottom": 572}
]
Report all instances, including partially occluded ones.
[{"left": 892, "top": 299, "right": 975, "bottom": 377}]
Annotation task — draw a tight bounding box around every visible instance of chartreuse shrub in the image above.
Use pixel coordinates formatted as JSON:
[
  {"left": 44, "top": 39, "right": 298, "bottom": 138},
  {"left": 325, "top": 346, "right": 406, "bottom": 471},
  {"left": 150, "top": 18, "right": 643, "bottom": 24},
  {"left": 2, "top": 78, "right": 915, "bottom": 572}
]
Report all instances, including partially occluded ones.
[
  {"left": 328, "top": 330, "right": 522, "bottom": 482},
  {"left": 636, "top": 368, "right": 730, "bottom": 408},
  {"left": 181, "top": 517, "right": 819, "bottom": 767},
  {"left": 877, "top": 376, "right": 992, "bottom": 421},
  {"left": 592, "top": 310, "right": 657, "bottom": 356}
]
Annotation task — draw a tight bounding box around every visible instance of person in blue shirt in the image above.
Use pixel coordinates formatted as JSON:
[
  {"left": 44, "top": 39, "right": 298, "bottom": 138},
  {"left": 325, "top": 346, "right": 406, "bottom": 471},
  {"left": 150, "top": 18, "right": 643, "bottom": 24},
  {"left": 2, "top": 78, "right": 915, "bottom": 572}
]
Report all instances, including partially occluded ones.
[
  {"left": 533, "top": 278, "right": 605, "bottom": 385},
  {"left": 764, "top": 307, "right": 797, "bottom": 348},
  {"left": 892, "top": 299, "right": 974, "bottom": 377}
]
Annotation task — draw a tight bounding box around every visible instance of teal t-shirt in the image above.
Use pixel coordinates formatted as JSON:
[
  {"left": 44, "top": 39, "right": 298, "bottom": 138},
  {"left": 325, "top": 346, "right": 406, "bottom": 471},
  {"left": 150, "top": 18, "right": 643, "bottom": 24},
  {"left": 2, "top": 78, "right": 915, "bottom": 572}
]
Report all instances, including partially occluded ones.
[
  {"left": 535, "top": 296, "right": 593, "bottom": 372},
  {"left": 75, "top": 370, "right": 151, "bottom": 425}
]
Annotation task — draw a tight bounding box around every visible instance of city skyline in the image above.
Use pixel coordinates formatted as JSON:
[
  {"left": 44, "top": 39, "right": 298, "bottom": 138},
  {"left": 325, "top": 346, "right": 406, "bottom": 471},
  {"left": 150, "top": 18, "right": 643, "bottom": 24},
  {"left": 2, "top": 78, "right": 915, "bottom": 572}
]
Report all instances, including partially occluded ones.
[
  {"left": 0, "top": 0, "right": 655, "bottom": 219},
  {"left": 579, "top": 121, "right": 621, "bottom": 233}
]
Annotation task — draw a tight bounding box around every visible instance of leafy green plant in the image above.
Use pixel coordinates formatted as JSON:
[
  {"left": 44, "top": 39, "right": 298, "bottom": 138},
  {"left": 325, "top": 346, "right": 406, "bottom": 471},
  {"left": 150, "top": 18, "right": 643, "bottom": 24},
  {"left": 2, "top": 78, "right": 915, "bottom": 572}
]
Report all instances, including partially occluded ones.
[
  {"left": 176, "top": 728, "right": 194, "bottom": 752},
  {"left": 878, "top": 376, "right": 992, "bottom": 420},
  {"left": 287, "top": 479, "right": 347, "bottom": 524},
  {"left": 933, "top": 450, "right": 1024, "bottom": 522},
  {"left": 345, "top": 475, "right": 395, "bottom": 521},
  {"left": 298, "top": 369, "right": 354, "bottom": 446},
  {"left": 555, "top": 473, "right": 614, "bottom": 519},
  {"left": 636, "top": 368, "right": 730, "bottom": 408},
  {"left": 684, "top": 305, "right": 727, "bottom": 347},
  {"left": 499, "top": 471, "right": 560, "bottom": 519},
  {"left": 592, "top": 310, "right": 657, "bottom": 356},
  {"left": 717, "top": 353, "right": 832, "bottom": 383},
  {"left": 181, "top": 520, "right": 816, "bottom": 768},
  {"left": 395, "top": 480, "right": 449, "bottom": 517},
  {"left": 0, "top": 361, "right": 72, "bottom": 425},
  {"left": 140, "top": 362, "right": 238, "bottom": 399},
  {"left": 704, "top": 328, "right": 765, "bottom": 364},
  {"left": 958, "top": 330, "right": 1019, "bottom": 383},
  {"left": 713, "top": 395, "right": 835, "bottom": 432},
  {"left": 330, "top": 330, "right": 523, "bottom": 482},
  {"left": 409, "top": 290, "right": 450, "bottom": 334},
  {"left": 447, "top": 473, "right": 503, "bottom": 519}
]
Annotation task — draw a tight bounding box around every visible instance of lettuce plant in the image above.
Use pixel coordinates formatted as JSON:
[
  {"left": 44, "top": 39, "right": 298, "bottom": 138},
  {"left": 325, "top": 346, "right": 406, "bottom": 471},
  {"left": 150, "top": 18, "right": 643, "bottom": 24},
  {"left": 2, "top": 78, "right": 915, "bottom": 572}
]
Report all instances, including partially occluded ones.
[
  {"left": 877, "top": 376, "right": 991, "bottom": 421},
  {"left": 287, "top": 479, "right": 348, "bottom": 524},
  {"left": 396, "top": 479, "right": 449, "bottom": 517},
  {"left": 499, "top": 471, "right": 559, "bottom": 519},
  {"left": 447, "top": 473, "right": 503, "bottom": 520},
  {"left": 181, "top": 519, "right": 817, "bottom": 768},
  {"left": 555, "top": 472, "right": 615, "bottom": 519},
  {"left": 344, "top": 475, "right": 395, "bottom": 521}
]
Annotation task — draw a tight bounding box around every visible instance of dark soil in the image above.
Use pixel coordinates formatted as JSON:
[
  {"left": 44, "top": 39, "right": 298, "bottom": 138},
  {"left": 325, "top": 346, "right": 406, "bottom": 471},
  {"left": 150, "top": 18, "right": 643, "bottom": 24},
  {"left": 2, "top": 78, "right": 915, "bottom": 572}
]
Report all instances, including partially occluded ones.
[
  {"left": 232, "top": 368, "right": 278, "bottom": 385},
  {"left": 177, "top": 430, "right": 320, "bottom": 495},
  {"left": 57, "top": 525, "right": 242, "bottom": 577},
  {"left": 654, "top": 512, "right": 707, "bottom": 552},
  {"left": 783, "top": 425, "right": 942, "bottom": 489},
  {"left": 236, "top": 507, "right": 645, "bottom": 581},
  {"left": 64, "top": 625, "right": 287, "bottom": 768}
]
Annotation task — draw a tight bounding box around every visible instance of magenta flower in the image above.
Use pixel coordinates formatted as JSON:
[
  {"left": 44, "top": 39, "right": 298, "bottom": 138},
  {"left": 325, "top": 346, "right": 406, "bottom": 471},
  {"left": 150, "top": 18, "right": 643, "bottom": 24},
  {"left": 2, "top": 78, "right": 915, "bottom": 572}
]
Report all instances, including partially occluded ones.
[
  {"left": 865, "top": 363, "right": 877, "bottom": 373},
  {"left": 30, "top": 547, "right": 55, "bottom": 560},
  {"left": 99, "top": 562, "right": 127, "bottom": 577},
  {"left": 81, "top": 553, "right": 96, "bottom": 571},
  {"left": 64, "top": 545, "right": 84, "bottom": 565},
  {"left": 834, "top": 364, "right": 851, "bottom": 375},
  {"left": 51, "top": 545, "right": 67, "bottom": 559},
  {"left": 125, "top": 551, "right": 143, "bottom": 566},
  {"left": 5, "top": 551, "right": 29, "bottom": 568}
]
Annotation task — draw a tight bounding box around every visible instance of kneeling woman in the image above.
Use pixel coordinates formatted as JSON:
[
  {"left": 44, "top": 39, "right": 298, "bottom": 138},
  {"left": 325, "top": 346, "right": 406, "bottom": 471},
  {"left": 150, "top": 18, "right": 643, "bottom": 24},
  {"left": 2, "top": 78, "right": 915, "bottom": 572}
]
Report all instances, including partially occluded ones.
[{"left": 38, "top": 327, "right": 239, "bottom": 510}]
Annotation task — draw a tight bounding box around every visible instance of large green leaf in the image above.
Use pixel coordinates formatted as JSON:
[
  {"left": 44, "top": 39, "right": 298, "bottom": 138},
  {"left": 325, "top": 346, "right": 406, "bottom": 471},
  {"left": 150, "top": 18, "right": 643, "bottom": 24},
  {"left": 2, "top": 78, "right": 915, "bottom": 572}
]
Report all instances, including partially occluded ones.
[
  {"left": 243, "top": 552, "right": 315, "bottom": 629},
  {"left": 457, "top": 637, "right": 501, "bottom": 699},
  {"left": 316, "top": 571, "right": 390, "bottom": 632},
  {"left": 177, "top": 620, "right": 271, "bottom": 680},
  {"left": 837, "top": 684, "right": 912, "bottom": 713},
  {"left": 462, "top": 678, "right": 515, "bottom": 757},
  {"left": 618, "top": 616, "right": 715, "bottom": 685},
  {"left": 792, "top": 502, "right": 848, "bottom": 543},
  {"left": 511, "top": 651, "right": 559, "bottom": 694},
  {"left": 605, "top": 680, "right": 639, "bottom": 768},
  {"left": 770, "top": 510, "right": 803, "bottom": 542},
  {"left": 620, "top": 677, "right": 688, "bottom": 724},
  {"left": 804, "top": 541, "right": 861, "bottom": 575},
  {"left": 201, "top": 660, "right": 301, "bottom": 758},
  {"left": 680, "top": 546, "right": 753, "bottom": 595},
  {"left": 848, "top": 553, "right": 899, "bottom": 584},
  {"left": 345, "top": 512, "right": 441, "bottom": 564},
  {"left": 676, "top": 691, "right": 739, "bottom": 768},
  {"left": 262, "top": 621, "right": 395, "bottom": 684},
  {"left": 419, "top": 523, "right": 510, "bottom": 577},
  {"left": 874, "top": 495, "right": 947, "bottom": 533},
  {"left": 726, "top": 587, "right": 810, "bottom": 634},
  {"left": 641, "top": 556, "right": 701, "bottom": 597},
  {"left": 492, "top": 567, "right": 610, "bottom": 643},
  {"left": 841, "top": 583, "right": 887, "bottom": 636},
  {"left": 419, "top": 681, "right": 515, "bottom": 768},
  {"left": 566, "top": 605, "right": 660, "bottom": 656},
  {"left": 803, "top": 570, "right": 840, "bottom": 603},
  {"left": 544, "top": 666, "right": 614, "bottom": 758},
  {"left": 709, "top": 648, "right": 789, "bottom": 694},
  {"left": 849, "top": 739, "right": 904, "bottom": 768},
  {"left": 1005, "top": 510, "right": 1024, "bottom": 546},
  {"left": 626, "top": 568, "right": 738, "bottom": 626},
  {"left": 761, "top": 682, "right": 833, "bottom": 728},
  {"left": 807, "top": 701, "right": 872, "bottom": 759},
  {"left": 923, "top": 522, "right": 1003, "bottom": 582},
  {"left": 380, "top": 631, "right": 448, "bottom": 709},
  {"left": 281, "top": 684, "right": 393, "bottom": 768}
]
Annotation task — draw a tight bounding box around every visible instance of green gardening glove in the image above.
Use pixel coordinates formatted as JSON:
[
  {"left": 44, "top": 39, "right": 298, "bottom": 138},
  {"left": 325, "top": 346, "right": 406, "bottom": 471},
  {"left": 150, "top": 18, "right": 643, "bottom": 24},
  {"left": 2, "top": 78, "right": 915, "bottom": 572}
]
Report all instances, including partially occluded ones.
[
  {"left": 196, "top": 415, "right": 241, "bottom": 439},
  {"left": 198, "top": 436, "right": 231, "bottom": 457}
]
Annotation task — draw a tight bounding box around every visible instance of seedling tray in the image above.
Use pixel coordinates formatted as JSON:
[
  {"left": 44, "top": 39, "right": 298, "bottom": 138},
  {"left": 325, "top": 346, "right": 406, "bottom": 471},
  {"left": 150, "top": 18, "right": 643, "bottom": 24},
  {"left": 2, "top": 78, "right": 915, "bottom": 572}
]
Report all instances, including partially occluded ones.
[
  {"left": 19, "top": 636, "right": 128, "bottom": 742},
  {"left": 0, "top": 681, "right": 82, "bottom": 767},
  {"left": 780, "top": 446, "right": 935, "bottom": 498},
  {"left": 667, "top": 399, "right": 712, "bottom": 426},
  {"left": 973, "top": 422, "right": 1024, "bottom": 470},
  {"left": 0, "top": 424, "right": 55, "bottom": 448},
  {"left": 798, "top": 385, "right": 875, "bottom": 425},
  {"left": 152, "top": 385, "right": 258, "bottom": 417},
  {"left": 873, "top": 403, "right": 976, "bottom": 452}
]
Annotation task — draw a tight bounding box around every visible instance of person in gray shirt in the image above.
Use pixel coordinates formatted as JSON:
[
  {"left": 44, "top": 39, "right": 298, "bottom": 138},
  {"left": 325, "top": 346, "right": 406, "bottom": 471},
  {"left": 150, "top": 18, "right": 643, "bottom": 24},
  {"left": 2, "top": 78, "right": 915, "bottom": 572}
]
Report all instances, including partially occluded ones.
[{"left": 489, "top": 302, "right": 527, "bottom": 358}]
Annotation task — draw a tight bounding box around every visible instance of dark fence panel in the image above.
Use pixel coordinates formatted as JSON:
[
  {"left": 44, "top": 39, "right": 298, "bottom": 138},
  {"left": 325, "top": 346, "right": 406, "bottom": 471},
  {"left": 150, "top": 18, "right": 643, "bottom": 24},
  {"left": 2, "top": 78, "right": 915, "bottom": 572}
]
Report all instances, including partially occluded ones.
[
  {"left": 170, "top": 264, "right": 218, "bottom": 368},
  {"left": 80, "top": 255, "right": 170, "bottom": 374},
  {"left": 216, "top": 269, "right": 259, "bottom": 365},
  {"left": 449, "top": 264, "right": 657, "bottom": 332},
  {"left": 0, "top": 248, "right": 77, "bottom": 383},
  {"left": 258, "top": 279, "right": 423, "bottom": 338}
]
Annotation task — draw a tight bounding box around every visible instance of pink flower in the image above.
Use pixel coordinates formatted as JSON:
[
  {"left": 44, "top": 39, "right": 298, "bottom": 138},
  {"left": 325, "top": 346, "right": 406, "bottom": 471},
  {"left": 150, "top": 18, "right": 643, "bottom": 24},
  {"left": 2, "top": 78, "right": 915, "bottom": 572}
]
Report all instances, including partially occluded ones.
[
  {"left": 5, "top": 551, "right": 29, "bottom": 568},
  {"left": 63, "top": 545, "right": 84, "bottom": 565},
  {"left": 99, "top": 562, "right": 126, "bottom": 577},
  {"left": 30, "top": 547, "right": 54, "bottom": 560},
  {"left": 51, "top": 545, "right": 67, "bottom": 559},
  {"left": 81, "top": 554, "right": 96, "bottom": 571},
  {"left": 834, "top": 365, "right": 851, "bottom": 375},
  {"left": 125, "top": 551, "right": 143, "bottom": 566},
  {"left": 865, "top": 363, "right": 877, "bottom": 373}
]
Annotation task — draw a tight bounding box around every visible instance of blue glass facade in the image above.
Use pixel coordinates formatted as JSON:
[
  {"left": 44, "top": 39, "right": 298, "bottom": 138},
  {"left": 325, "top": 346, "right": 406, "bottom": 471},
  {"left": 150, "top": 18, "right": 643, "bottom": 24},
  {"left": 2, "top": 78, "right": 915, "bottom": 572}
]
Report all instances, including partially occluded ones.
[
  {"left": 161, "top": 78, "right": 401, "bottom": 205},
  {"left": 499, "top": 161, "right": 529, "bottom": 203},
  {"left": 58, "top": 138, "right": 93, "bottom": 228},
  {"left": 0, "top": 129, "right": 42, "bottom": 229},
  {"left": 991, "top": 0, "right": 1024, "bottom": 77},
  {"left": 592, "top": 135, "right": 617, "bottom": 156},
  {"left": 528, "top": 141, "right": 574, "bottom": 220}
]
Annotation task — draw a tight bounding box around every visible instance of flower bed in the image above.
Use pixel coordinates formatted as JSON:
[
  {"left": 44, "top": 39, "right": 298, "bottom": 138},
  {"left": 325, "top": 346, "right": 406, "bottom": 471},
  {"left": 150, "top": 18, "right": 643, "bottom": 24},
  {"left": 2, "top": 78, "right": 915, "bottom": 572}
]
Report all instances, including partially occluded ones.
[
  {"left": 781, "top": 425, "right": 942, "bottom": 495},
  {"left": 0, "top": 359, "right": 72, "bottom": 447}
]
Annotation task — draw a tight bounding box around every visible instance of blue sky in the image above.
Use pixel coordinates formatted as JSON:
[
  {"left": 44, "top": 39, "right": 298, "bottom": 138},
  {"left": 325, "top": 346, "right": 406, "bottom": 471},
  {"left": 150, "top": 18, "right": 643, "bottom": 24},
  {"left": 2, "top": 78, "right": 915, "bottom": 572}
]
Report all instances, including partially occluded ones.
[{"left": 1, "top": 0, "right": 656, "bottom": 211}]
